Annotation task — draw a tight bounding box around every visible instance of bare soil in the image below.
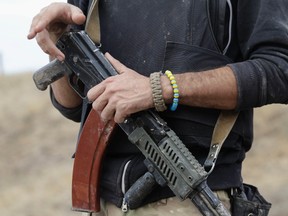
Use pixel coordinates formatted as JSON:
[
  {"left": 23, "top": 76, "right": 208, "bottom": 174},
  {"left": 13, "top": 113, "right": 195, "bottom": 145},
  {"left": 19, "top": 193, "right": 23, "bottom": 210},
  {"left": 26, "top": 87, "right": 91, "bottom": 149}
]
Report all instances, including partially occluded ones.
[{"left": 0, "top": 73, "right": 287, "bottom": 216}]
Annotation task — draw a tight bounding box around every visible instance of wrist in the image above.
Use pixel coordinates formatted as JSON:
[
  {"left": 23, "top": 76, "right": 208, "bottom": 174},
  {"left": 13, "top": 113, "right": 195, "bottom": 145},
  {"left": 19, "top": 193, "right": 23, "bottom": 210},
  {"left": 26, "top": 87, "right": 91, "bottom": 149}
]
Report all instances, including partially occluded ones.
[{"left": 51, "top": 76, "right": 82, "bottom": 108}]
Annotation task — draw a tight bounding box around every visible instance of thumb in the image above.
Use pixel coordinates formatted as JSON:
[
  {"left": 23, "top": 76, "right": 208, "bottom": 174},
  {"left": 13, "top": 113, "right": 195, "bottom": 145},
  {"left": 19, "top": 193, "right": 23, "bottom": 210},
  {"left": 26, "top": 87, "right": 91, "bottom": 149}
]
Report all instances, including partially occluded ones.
[
  {"left": 70, "top": 6, "right": 86, "bottom": 25},
  {"left": 105, "top": 52, "right": 127, "bottom": 74},
  {"left": 27, "top": 3, "right": 86, "bottom": 40}
]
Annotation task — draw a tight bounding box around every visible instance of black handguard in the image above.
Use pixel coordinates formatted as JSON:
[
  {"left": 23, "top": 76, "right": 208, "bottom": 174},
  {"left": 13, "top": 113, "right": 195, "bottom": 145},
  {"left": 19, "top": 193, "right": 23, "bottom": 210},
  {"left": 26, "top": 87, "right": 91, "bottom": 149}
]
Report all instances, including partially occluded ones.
[{"left": 33, "top": 31, "right": 230, "bottom": 216}]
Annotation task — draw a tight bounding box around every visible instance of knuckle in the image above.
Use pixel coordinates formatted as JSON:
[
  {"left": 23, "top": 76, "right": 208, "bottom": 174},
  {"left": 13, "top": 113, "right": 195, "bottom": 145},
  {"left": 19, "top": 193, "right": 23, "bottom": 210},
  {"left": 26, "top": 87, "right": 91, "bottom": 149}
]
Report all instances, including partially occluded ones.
[
  {"left": 105, "top": 85, "right": 117, "bottom": 96},
  {"left": 36, "top": 35, "right": 46, "bottom": 46},
  {"left": 92, "top": 101, "right": 97, "bottom": 110},
  {"left": 114, "top": 114, "right": 124, "bottom": 124},
  {"left": 92, "top": 101, "right": 100, "bottom": 111},
  {"left": 118, "top": 65, "right": 127, "bottom": 74},
  {"left": 118, "top": 102, "right": 129, "bottom": 112},
  {"left": 105, "top": 76, "right": 117, "bottom": 83},
  {"left": 101, "top": 110, "right": 112, "bottom": 122},
  {"left": 117, "top": 103, "right": 130, "bottom": 116}
]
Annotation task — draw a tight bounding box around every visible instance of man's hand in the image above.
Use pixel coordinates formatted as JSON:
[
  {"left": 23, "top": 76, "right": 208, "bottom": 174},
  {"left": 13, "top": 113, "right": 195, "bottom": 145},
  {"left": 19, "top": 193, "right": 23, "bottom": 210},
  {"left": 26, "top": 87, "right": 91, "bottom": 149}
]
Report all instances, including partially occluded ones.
[
  {"left": 27, "top": 3, "right": 85, "bottom": 109},
  {"left": 87, "top": 53, "right": 154, "bottom": 123},
  {"left": 27, "top": 2, "right": 86, "bottom": 61}
]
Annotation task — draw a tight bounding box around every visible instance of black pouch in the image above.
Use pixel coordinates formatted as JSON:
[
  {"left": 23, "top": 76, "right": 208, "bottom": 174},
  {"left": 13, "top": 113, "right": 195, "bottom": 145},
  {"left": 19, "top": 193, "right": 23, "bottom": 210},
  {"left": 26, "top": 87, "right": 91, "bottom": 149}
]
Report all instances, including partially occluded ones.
[{"left": 231, "top": 184, "right": 272, "bottom": 216}]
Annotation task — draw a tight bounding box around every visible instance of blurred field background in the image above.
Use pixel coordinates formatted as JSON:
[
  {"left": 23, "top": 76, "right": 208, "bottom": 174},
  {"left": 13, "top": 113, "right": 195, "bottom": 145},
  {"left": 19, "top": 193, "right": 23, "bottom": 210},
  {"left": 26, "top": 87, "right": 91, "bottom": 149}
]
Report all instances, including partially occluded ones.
[{"left": 1, "top": 73, "right": 288, "bottom": 216}]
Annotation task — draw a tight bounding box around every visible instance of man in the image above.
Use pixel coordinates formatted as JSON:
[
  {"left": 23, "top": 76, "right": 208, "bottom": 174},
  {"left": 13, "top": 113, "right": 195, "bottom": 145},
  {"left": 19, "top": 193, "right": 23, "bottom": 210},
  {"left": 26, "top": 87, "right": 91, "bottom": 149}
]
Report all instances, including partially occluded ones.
[{"left": 28, "top": 0, "right": 288, "bottom": 215}]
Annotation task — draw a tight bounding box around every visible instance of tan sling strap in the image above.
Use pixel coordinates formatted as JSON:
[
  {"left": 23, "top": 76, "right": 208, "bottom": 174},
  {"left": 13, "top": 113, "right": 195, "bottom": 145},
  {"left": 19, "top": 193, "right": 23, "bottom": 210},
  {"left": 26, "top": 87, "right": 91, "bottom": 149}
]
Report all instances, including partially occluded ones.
[
  {"left": 204, "top": 111, "right": 239, "bottom": 173},
  {"left": 85, "top": 0, "right": 100, "bottom": 44}
]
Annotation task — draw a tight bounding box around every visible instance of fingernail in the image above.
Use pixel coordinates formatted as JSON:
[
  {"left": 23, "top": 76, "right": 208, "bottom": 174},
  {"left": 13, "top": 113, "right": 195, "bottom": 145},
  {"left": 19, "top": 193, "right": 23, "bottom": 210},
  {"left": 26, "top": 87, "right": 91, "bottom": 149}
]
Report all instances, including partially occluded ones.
[{"left": 57, "top": 55, "right": 65, "bottom": 61}]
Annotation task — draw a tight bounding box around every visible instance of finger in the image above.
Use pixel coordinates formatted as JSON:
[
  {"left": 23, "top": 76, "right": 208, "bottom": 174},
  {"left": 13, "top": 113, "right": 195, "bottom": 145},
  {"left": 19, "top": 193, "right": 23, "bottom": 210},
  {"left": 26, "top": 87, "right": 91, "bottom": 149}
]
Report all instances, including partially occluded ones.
[
  {"left": 100, "top": 102, "right": 116, "bottom": 122},
  {"left": 114, "top": 108, "right": 127, "bottom": 123},
  {"left": 27, "top": 4, "right": 61, "bottom": 39},
  {"left": 70, "top": 5, "right": 86, "bottom": 25},
  {"left": 36, "top": 29, "right": 65, "bottom": 61},
  {"left": 92, "top": 99, "right": 108, "bottom": 115},
  {"left": 91, "top": 94, "right": 108, "bottom": 113},
  {"left": 105, "top": 52, "right": 127, "bottom": 74},
  {"left": 27, "top": 3, "right": 85, "bottom": 40},
  {"left": 87, "top": 83, "right": 106, "bottom": 102}
]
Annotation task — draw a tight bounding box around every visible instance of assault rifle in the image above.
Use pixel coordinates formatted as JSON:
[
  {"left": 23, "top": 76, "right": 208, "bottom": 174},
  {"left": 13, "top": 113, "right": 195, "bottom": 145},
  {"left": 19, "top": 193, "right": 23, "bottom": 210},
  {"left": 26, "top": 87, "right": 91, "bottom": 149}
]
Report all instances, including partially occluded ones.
[{"left": 33, "top": 30, "right": 230, "bottom": 216}]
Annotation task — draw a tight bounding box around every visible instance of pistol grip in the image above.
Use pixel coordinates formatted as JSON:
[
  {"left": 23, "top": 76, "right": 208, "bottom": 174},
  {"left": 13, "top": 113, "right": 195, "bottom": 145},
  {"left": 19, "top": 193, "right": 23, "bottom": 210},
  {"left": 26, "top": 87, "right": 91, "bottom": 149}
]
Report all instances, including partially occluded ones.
[{"left": 33, "top": 59, "right": 67, "bottom": 91}]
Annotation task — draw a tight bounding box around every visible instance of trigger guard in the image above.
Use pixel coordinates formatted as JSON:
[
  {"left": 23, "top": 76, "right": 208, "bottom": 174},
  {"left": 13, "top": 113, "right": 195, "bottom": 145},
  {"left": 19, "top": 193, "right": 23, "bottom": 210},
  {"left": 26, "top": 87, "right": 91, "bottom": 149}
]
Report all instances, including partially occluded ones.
[{"left": 69, "top": 75, "right": 86, "bottom": 99}]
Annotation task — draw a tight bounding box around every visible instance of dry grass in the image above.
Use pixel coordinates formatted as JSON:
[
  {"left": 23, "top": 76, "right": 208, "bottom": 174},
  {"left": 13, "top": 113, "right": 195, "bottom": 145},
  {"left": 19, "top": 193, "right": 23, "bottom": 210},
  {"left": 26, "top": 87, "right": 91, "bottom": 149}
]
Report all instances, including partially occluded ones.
[{"left": 0, "top": 73, "right": 287, "bottom": 216}]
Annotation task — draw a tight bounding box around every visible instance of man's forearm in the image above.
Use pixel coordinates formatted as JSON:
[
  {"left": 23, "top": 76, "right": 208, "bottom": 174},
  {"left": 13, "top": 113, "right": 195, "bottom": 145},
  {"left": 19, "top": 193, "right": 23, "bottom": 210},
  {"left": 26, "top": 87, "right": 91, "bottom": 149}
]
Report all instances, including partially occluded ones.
[
  {"left": 161, "top": 66, "right": 238, "bottom": 110},
  {"left": 48, "top": 54, "right": 82, "bottom": 108},
  {"left": 51, "top": 76, "right": 82, "bottom": 108}
]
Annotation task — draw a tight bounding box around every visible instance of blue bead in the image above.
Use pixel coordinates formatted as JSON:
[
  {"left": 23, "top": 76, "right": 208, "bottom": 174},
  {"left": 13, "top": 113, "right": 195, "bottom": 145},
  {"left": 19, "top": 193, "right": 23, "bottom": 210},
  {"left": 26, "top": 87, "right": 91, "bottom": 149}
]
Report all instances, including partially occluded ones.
[{"left": 170, "top": 102, "right": 178, "bottom": 111}]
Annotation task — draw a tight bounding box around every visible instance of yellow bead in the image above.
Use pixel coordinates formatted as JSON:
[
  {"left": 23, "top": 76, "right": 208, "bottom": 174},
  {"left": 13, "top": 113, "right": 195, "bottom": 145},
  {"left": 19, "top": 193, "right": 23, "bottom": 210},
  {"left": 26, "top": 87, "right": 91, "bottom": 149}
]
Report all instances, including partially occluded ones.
[{"left": 169, "top": 76, "right": 175, "bottom": 80}]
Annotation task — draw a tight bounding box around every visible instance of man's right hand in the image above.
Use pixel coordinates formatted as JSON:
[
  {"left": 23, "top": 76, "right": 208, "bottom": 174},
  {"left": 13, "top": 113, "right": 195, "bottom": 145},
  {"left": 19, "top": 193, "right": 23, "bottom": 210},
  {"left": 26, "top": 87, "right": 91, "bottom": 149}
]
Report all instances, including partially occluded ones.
[
  {"left": 28, "top": 3, "right": 85, "bottom": 109},
  {"left": 27, "top": 2, "right": 86, "bottom": 61}
]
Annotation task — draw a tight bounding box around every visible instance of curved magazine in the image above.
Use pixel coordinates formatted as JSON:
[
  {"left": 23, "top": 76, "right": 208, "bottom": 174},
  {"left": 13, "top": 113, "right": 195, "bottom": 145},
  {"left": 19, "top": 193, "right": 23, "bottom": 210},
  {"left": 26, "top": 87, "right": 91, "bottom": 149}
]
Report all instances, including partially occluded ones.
[{"left": 72, "top": 109, "right": 116, "bottom": 213}]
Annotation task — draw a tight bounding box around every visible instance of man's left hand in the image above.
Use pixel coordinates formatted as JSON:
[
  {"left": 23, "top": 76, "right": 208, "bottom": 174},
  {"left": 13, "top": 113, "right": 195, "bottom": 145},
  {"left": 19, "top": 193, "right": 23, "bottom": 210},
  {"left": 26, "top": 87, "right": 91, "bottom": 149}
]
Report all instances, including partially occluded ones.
[{"left": 87, "top": 53, "right": 154, "bottom": 123}]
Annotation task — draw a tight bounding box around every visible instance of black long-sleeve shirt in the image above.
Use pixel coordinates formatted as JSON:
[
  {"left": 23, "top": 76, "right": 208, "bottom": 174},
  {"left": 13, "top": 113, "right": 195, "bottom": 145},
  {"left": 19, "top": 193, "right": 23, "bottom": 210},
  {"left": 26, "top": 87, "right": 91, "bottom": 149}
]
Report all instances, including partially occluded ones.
[
  {"left": 62, "top": 0, "right": 288, "bottom": 115},
  {"left": 52, "top": 0, "right": 288, "bottom": 207}
]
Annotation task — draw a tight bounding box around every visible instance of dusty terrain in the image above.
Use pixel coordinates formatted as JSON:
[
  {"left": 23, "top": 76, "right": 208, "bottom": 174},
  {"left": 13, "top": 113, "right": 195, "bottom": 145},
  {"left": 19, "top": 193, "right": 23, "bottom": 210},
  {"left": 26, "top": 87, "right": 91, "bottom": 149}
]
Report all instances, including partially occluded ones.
[{"left": 0, "top": 73, "right": 288, "bottom": 216}]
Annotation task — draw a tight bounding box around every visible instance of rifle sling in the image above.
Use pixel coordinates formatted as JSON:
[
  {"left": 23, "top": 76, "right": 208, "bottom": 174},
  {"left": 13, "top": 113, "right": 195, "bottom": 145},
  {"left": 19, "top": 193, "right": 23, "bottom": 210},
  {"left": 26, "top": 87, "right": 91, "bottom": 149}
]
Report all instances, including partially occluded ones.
[
  {"left": 204, "top": 111, "right": 239, "bottom": 174},
  {"left": 85, "top": 0, "right": 100, "bottom": 44}
]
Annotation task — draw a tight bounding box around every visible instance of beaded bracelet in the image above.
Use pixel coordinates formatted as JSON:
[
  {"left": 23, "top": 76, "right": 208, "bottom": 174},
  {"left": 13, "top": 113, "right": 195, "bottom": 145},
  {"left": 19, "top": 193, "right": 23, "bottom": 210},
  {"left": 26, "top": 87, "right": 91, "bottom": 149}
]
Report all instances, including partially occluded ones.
[
  {"left": 150, "top": 72, "right": 167, "bottom": 112},
  {"left": 165, "top": 70, "right": 179, "bottom": 111}
]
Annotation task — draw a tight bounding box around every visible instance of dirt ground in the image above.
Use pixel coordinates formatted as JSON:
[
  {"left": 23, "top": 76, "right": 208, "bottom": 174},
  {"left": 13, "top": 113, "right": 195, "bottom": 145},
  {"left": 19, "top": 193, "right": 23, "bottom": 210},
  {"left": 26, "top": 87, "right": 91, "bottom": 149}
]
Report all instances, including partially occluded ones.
[{"left": 0, "top": 73, "right": 288, "bottom": 216}]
